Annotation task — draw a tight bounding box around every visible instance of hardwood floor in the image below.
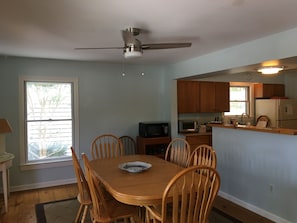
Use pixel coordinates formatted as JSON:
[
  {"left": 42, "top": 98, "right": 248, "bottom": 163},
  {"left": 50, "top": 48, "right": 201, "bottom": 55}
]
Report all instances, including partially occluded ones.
[
  {"left": 213, "top": 196, "right": 275, "bottom": 223},
  {"left": 0, "top": 183, "right": 275, "bottom": 223},
  {"left": 0, "top": 184, "right": 78, "bottom": 223}
]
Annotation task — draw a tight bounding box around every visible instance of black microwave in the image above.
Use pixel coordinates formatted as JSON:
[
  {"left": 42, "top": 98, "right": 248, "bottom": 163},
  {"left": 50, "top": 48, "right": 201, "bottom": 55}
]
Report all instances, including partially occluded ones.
[{"left": 139, "top": 122, "right": 169, "bottom": 138}]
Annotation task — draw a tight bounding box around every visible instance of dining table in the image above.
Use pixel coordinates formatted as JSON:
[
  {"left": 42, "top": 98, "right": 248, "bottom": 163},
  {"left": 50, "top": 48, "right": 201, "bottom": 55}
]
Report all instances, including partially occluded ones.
[{"left": 89, "top": 154, "right": 184, "bottom": 206}]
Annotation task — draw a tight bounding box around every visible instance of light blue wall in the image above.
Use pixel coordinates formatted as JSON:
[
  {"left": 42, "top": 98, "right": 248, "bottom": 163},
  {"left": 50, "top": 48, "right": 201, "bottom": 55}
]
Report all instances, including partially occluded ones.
[
  {"left": 0, "top": 57, "right": 169, "bottom": 189},
  {"left": 212, "top": 127, "right": 297, "bottom": 223}
]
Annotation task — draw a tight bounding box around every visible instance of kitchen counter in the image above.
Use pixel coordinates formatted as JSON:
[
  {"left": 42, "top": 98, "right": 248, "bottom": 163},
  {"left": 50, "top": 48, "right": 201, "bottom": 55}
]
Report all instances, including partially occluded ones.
[
  {"left": 182, "top": 132, "right": 212, "bottom": 136},
  {"left": 209, "top": 123, "right": 297, "bottom": 135}
]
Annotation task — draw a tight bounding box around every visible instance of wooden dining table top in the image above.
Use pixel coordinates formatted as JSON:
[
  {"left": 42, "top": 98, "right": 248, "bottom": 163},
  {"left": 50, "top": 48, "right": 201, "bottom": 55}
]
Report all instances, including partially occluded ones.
[{"left": 89, "top": 154, "right": 184, "bottom": 206}]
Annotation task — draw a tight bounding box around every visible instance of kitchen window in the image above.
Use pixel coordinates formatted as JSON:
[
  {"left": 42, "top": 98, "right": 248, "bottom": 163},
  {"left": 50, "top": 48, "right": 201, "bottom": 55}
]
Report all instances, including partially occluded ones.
[
  {"left": 225, "top": 85, "right": 250, "bottom": 116},
  {"left": 19, "top": 76, "right": 79, "bottom": 170}
]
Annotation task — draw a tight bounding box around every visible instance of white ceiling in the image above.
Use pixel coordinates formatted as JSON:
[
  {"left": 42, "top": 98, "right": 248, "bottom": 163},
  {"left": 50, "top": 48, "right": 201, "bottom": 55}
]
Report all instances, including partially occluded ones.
[{"left": 1, "top": 0, "right": 297, "bottom": 65}]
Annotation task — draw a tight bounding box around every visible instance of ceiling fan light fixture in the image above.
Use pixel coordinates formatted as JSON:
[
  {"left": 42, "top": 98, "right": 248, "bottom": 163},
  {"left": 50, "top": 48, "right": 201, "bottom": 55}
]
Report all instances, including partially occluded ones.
[
  {"left": 257, "top": 66, "right": 284, "bottom": 75},
  {"left": 123, "top": 46, "right": 143, "bottom": 58},
  {"left": 124, "top": 50, "right": 142, "bottom": 58}
]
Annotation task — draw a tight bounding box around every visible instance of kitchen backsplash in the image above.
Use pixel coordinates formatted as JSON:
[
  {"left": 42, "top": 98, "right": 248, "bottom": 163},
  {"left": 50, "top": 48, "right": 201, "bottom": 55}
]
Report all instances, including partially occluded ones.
[
  {"left": 178, "top": 112, "right": 255, "bottom": 126},
  {"left": 178, "top": 112, "right": 223, "bottom": 125}
]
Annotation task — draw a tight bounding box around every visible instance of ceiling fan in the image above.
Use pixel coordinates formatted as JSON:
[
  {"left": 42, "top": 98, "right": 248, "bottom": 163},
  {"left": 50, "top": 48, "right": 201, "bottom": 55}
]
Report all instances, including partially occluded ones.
[{"left": 75, "top": 27, "right": 192, "bottom": 58}]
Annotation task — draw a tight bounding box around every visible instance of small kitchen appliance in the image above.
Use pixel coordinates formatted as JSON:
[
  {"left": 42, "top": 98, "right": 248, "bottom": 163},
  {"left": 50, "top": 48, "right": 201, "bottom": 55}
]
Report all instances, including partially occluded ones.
[
  {"left": 178, "top": 120, "right": 199, "bottom": 133},
  {"left": 139, "top": 122, "right": 169, "bottom": 138}
]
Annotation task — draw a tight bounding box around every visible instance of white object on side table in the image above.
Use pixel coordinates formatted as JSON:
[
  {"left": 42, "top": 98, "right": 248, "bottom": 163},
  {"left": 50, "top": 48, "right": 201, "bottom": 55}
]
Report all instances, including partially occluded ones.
[{"left": 0, "top": 152, "right": 14, "bottom": 213}]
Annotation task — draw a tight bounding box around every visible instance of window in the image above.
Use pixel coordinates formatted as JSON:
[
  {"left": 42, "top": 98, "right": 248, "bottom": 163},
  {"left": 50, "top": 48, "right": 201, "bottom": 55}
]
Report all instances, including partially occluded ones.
[
  {"left": 225, "top": 86, "right": 250, "bottom": 116},
  {"left": 19, "top": 76, "right": 79, "bottom": 170}
]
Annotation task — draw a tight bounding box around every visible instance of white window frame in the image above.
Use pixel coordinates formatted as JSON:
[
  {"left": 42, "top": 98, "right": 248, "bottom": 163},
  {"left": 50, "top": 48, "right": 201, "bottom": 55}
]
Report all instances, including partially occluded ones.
[
  {"left": 19, "top": 76, "right": 79, "bottom": 170},
  {"left": 225, "top": 82, "right": 255, "bottom": 118}
]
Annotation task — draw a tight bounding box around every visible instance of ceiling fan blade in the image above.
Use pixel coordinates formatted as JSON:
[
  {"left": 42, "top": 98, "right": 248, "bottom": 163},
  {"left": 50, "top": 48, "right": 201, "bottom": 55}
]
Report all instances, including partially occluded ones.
[
  {"left": 142, "top": 43, "right": 192, "bottom": 50},
  {"left": 75, "top": 47, "right": 123, "bottom": 50}
]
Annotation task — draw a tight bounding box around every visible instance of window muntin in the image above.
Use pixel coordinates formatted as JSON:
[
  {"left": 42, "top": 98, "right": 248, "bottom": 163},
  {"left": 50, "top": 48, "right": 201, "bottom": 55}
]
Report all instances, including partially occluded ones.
[
  {"left": 20, "top": 76, "right": 78, "bottom": 169},
  {"left": 225, "top": 86, "right": 250, "bottom": 116}
]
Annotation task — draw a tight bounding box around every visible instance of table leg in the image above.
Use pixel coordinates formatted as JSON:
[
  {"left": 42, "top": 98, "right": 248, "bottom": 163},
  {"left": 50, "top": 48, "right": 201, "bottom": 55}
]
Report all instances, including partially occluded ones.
[
  {"left": 2, "top": 164, "right": 8, "bottom": 213},
  {"left": 7, "top": 168, "right": 10, "bottom": 197}
]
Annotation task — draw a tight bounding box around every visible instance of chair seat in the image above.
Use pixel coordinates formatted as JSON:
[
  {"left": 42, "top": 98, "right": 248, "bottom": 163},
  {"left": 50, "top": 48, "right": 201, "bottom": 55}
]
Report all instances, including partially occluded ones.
[{"left": 77, "top": 190, "right": 92, "bottom": 205}]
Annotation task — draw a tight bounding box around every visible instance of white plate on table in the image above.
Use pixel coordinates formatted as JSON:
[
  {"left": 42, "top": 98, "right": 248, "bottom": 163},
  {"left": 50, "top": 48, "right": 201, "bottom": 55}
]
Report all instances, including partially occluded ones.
[{"left": 119, "top": 161, "right": 152, "bottom": 173}]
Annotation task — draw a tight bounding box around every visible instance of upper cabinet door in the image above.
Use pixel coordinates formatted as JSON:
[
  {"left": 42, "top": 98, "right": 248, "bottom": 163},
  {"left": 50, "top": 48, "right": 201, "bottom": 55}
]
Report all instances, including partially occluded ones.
[
  {"left": 177, "top": 81, "right": 200, "bottom": 113},
  {"left": 199, "top": 82, "right": 216, "bottom": 112},
  {"left": 215, "top": 82, "right": 230, "bottom": 112}
]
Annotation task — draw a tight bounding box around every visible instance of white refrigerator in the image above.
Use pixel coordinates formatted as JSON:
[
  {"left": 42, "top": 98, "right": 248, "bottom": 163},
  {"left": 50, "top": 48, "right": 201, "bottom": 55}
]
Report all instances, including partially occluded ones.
[{"left": 255, "top": 99, "right": 297, "bottom": 129}]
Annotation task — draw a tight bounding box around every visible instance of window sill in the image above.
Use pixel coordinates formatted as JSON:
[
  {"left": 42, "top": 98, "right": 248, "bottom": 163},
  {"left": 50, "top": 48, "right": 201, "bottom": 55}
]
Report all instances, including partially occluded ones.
[{"left": 20, "top": 159, "right": 72, "bottom": 171}]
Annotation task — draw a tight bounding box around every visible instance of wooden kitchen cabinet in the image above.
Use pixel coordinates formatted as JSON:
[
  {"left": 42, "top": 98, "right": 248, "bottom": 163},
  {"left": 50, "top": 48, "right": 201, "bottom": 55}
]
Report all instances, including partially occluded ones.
[
  {"left": 177, "top": 80, "right": 200, "bottom": 113},
  {"left": 185, "top": 134, "right": 212, "bottom": 152},
  {"left": 254, "top": 83, "right": 285, "bottom": 98},
  {"left": 177, "top": 80, "right": 229, "bottom": 113},
  {"left": 215, "top": 82, "right": 230, "bottom": 111},
  {"left": 199, "top": 82, "right": 215, "bottom": 112},
  {"left": 200, "top": 81, "right": 230, "bottom": 112}
]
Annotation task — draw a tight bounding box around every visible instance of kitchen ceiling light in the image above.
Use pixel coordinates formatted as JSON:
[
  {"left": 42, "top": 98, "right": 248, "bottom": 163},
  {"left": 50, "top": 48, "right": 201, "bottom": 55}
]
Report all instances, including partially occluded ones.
[{"left": 257, "top": 66, "right": 284, "bottom": 75}]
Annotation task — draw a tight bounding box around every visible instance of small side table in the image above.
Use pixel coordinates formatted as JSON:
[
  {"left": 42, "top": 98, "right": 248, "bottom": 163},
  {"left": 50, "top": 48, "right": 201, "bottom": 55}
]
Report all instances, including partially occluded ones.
[{"left": 0, "top": 152, "right": 14, "bottom": 213}]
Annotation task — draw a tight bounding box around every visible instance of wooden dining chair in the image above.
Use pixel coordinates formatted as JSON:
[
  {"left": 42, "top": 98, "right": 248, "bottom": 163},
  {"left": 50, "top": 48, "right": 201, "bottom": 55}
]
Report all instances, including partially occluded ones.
[
  {"left": 186, "top": 144, "right": 217, "bottom": 169},
  {"left": 90, "top": 134, "right": 124, "bottom": 159},
  {"left": 145, "top": 165, "right": 220, "bottom": 223},
  {"left": 70, "top": 147, "right": 92, "bottom": 223},
  {"left": 164, "top": 138, "right": 191, "bottom": 167},
  {"left": 81, "top": 153, "right": 141, "bottom": 223},
  {"left": 119, "top": 135, "right": 136, "bottom": 155}
]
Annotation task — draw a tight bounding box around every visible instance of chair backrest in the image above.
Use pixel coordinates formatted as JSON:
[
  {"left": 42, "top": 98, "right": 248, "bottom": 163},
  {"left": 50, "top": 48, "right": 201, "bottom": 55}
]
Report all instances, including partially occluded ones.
[
  {"left": 119, "top": 135, "right": 136, "bottom": 155},
  {"left": 82, "top": 153, "right": 111, "bottom": 221},
  {"left": 70, "top": 147, "right": 91, "bottom": 205},
  {"left": 90, "top": 134, "right": 124, "bottom": 159},
  {"left": 161, "top": 166, "right": 220, "bottom": 223},
  {"left": 187, "top": 144, "right": 217, "bottom": 169},
  {"left": 165, "top": 138, "right": 191, "bottom": 167}
]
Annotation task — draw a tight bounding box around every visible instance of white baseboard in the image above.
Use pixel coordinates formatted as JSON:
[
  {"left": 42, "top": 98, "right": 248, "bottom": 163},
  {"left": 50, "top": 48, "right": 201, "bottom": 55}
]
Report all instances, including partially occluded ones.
[
  {"left": 218, "top": 191, "right": 291, "bottom": 223},
  {"left": 10, "top": 178, "right": 77, "bottom": 192}
]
